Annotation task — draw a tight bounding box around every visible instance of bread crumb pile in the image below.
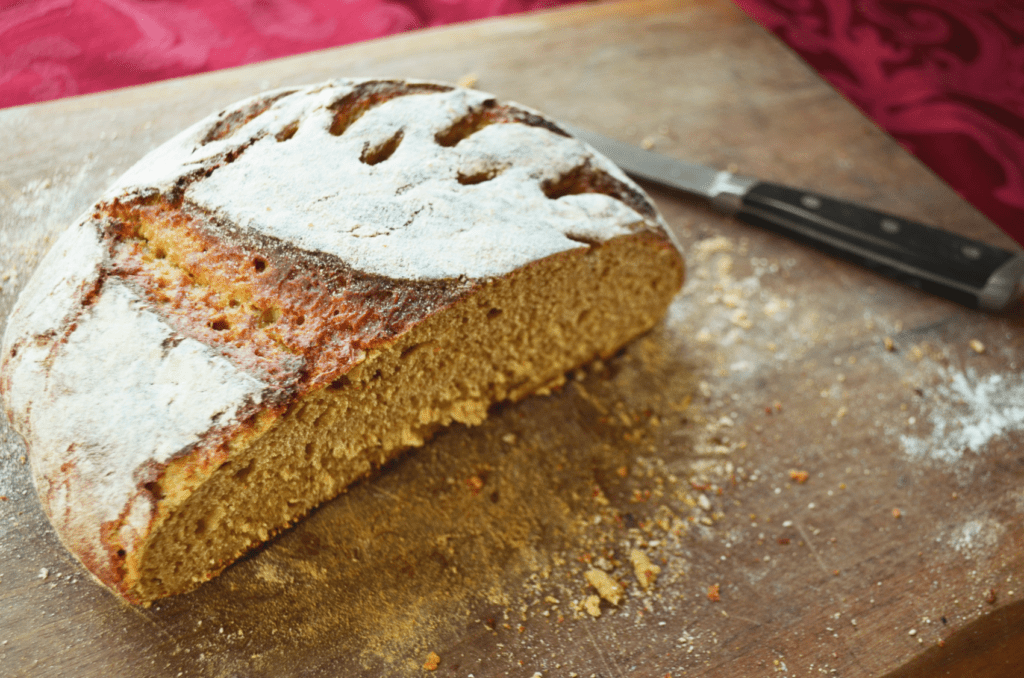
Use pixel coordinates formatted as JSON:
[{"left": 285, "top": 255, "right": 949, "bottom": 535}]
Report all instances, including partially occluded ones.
[{"left": 142, "top": 317, "right": 760, "bottom": 674}]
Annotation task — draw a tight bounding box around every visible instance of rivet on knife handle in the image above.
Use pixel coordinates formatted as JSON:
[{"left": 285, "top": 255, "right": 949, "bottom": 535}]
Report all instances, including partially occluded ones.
[{"left": 734, "top": 182, "right": 1024, "bottom": 311}]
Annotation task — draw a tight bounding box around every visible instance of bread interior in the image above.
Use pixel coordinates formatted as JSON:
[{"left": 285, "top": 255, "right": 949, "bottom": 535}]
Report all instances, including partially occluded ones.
[{"left": 129, "top": 233, "right": 683, "bottom": 602}]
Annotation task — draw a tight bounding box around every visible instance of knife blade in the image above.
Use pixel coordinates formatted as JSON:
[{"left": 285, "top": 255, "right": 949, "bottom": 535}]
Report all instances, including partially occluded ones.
[{"left": 563, "top": 123, "right": 1024, "bottom": 312}]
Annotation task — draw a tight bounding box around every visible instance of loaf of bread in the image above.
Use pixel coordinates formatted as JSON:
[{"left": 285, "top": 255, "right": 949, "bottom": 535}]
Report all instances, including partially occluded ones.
[{"left": 0, "top": 79, "right": 684, "bottom": 604}]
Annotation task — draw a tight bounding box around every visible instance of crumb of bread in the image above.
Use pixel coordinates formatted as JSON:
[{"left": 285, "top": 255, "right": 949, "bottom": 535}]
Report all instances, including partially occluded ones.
[
  {"left": 629, "top": 548, "right": 660, "bottom": 590},
  {"left": 583, "top": 595, "right": 602, "bottom": 617},
  {"left": 585, "top": 568, "right": 623, "bottom": 605},
  {"left": 789, "top": 470, "right": 809, "bottom": 484}
]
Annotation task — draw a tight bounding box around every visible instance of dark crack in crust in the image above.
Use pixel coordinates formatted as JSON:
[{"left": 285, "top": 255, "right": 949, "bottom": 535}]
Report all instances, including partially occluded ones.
[
  {"left": 541, "top": 160, "right": 659, "bottom": 222},
  {"left": 432, "top": 96, "right": 569, "bottom": 147},
  {"left": 201, "top": 90, "right": 299, "bottom": 145},
  {"left": 328, "top": 80, "right": 454, "bottom": 136}
]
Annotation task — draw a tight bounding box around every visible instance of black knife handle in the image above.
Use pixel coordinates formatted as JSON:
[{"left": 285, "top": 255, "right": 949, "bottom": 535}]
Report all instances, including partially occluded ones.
[{"left": 736, "top": 181, "right": 1024, "bottom": 311}]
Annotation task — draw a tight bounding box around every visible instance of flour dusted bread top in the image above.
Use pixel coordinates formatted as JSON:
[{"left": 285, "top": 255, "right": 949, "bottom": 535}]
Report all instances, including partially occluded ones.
[
  {"left": 0, "top": 78, "right": 681, "bottom": 602},
  {"left": 106, "top": 79, "right": 663, "bottom": 279}
]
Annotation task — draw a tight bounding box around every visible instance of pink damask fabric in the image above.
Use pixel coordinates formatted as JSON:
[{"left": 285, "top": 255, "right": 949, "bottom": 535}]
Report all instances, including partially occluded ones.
[
  {"left": 1, "top": 0, "right": 1022, "bottom": 245},
  {"left": 0, "top": 0, "right": 575, "bottom": 106},
  {"left": 734, "top": 0, "right": 1024, "bottom": 245}
]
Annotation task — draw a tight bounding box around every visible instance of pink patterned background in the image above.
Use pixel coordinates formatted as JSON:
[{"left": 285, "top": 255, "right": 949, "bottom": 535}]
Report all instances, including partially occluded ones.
[{"left": 1, "top": 0, "right": 1022, "bottom": 246}]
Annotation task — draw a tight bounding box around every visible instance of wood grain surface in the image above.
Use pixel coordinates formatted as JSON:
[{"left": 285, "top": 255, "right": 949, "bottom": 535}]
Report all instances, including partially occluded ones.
[{"left": 1, "top": 1, "right": 1022, "bottom": 676}]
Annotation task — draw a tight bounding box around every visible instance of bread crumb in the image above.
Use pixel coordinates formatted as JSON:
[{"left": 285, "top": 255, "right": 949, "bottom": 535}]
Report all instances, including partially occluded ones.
[
  {"left": 423, "top": 651, "right": 440, "bottom": 671},
  {"left": 629, "top": 549, "right": 661, "bottom": 590},
  {"left": 707, "top": 583, "right": 720, "bottom": 602},
  {"left": 969, "top": 339, "right": 985, "bottom": 354},
  {"left": 789, "top": 470, "right": 809, "bottom": 484},
  {"left": 585, "top": 569, "right": 623, "bottom": 605},
  {"left": 884, "top": 337, "right": 895, "bottom": 351},
  {"left": 465, "top": 475, "right": 484, "bottom": 494},
  {"left": 691, "top": 235, "right": 733, "bottom": 260},
  {"left": 456, "top": 73, "right": 478, "bottom": 89},
  {"left": 730, "top": 309, "right": 753, "bottom": 329},
  {"left": 583, "top": 595, "right": 602, "bottom": 617}
]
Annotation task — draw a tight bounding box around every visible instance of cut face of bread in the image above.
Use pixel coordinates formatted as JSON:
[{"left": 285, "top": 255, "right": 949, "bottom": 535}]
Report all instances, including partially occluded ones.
[{"left": 0, "top": 79, "right": 684, "bottom": 604}]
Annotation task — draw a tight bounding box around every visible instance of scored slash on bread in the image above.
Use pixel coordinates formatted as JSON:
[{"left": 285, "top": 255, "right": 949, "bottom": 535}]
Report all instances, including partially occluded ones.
[{"left": 0, "top": 78, "right": 684, "bottom": 604}]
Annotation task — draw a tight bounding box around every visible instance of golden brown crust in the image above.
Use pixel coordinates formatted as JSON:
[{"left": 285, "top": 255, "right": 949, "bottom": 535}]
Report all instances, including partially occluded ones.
[{"left": 103, "top": 198, "right": 476, "bottom": 393}]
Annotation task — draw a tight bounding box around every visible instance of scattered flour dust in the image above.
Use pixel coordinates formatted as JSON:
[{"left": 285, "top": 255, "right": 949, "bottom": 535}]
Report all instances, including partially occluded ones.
[
  {"left": 900, "top": 367, "right": 1024, "bottom": 463},
  {"left": 666, "top": 232, "right": 794, "bottom": 373},
  {"left": 949, "top": 518, "right": 1005, "bottom": 554},
  {"left": 0, "top": 155, "right": 101, "bottom": 297}
]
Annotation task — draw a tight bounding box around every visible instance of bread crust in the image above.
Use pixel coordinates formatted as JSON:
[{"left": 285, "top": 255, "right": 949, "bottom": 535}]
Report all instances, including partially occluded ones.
[{"left": 0, "top": 78, "right": 682, "bottom": 602}]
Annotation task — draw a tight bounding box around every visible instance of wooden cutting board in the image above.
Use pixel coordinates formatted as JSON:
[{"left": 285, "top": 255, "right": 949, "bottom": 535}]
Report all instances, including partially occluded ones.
[{"left": 1, "top": 1, "right": 1022, "bottom": 676}]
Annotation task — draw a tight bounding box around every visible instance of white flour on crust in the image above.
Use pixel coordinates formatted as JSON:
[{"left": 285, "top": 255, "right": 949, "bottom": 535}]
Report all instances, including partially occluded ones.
[{"left": 107, "top": 79, "right": 660, "bottom": 281}]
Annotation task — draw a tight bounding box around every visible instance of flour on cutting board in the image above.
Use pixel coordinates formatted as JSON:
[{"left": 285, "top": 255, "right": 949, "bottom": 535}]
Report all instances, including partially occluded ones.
[
  {"left": 0, "top": 156, "right": 100, "bottom": 298},
  {"left": 900, "top": 367, "right": 1024, "bottom": 463},
  {"left": 665, "top": 233, "right": 796, "bottom": 374},
  {"left": 948, "top": 517, "right": 1005, "bottom": 554},
  {"left": 671, "top": 230, "right": 1024, "bottom": 469}
]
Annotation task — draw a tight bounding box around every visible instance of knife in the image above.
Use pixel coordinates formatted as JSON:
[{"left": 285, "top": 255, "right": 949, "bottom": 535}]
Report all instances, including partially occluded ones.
[{"left": 563, "top": 123, "right": 1024, "bottom": 312}]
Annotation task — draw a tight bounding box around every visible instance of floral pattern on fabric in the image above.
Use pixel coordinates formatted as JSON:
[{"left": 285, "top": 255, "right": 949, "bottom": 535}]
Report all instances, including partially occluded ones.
[
  {"left": 0, "top": 0, "right": 572, "bottom": 107},
  {"left": 734, "top": 0, "right": 1024, "bottom": 244}
]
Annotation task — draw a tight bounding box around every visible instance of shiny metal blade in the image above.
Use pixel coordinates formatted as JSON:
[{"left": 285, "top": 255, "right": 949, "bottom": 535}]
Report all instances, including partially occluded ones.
[
  {"left": 562, "top": 123, "right": 755, "bottom": 212},
  {"left": 562, "top": 123, "right": 721, "bottom": 198}
]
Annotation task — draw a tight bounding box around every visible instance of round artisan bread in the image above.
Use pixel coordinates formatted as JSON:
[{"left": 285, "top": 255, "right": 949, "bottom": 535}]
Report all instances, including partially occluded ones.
[{"left": 0, "top": 78, "right": 684, "bottom": 604}]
